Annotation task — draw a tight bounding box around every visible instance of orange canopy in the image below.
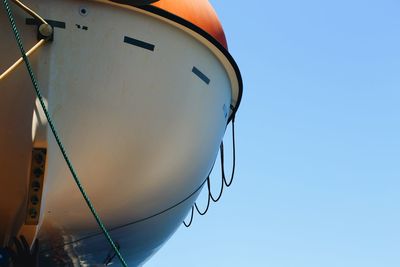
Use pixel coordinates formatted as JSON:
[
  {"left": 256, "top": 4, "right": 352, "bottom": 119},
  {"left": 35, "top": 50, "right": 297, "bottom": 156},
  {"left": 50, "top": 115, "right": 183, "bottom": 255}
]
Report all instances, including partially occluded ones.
[{"left": 151, "top": 0, "right": 228, "bottom": 49}]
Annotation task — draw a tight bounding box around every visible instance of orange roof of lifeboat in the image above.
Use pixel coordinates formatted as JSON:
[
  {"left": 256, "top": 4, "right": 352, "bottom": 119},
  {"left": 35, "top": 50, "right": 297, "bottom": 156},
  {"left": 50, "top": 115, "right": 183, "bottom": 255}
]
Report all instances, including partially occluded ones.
[{"left": 150, "top": 0, "right": 228, "bottom": 49}]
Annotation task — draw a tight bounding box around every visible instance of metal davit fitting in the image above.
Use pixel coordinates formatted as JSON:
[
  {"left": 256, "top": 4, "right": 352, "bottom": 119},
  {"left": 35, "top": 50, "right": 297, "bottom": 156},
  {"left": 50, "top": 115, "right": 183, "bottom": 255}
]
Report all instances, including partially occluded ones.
[{"left": 25, "top": 148, "right": 47, "bottom": 226}]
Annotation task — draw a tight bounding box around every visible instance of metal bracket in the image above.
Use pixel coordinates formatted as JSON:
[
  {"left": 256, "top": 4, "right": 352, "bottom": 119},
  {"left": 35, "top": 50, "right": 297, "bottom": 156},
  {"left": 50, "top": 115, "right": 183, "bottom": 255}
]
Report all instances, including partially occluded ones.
[{"left": 25, "top": 148, "right": 47, "bottom": 225}]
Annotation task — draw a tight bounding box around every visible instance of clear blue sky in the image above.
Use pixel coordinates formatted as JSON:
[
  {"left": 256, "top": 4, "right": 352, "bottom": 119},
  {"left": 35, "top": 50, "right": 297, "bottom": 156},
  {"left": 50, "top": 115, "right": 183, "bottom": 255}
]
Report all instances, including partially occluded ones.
[{"left": 148, "top": 0, "right": 400, "bottom": 266}]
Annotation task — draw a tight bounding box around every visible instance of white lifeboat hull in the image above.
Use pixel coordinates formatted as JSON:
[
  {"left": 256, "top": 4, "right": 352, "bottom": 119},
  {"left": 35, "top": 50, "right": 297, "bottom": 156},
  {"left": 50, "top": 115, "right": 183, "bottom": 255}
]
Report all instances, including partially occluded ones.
[{"left": 0, "top": 0, "right": 241, "bottom": 265}]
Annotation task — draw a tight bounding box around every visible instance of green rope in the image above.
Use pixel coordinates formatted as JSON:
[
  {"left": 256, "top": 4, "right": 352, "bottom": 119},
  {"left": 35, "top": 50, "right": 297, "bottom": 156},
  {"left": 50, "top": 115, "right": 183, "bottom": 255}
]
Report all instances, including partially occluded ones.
[{"left": 2, "top": 1, "right": 128, "bottom": 266}]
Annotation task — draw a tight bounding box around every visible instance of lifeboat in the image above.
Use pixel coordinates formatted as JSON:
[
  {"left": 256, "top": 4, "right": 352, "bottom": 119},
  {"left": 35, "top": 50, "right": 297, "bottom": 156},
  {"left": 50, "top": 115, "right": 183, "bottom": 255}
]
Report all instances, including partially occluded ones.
[{"left": 0, "top": 0, "right": 242, "bottom": 265}]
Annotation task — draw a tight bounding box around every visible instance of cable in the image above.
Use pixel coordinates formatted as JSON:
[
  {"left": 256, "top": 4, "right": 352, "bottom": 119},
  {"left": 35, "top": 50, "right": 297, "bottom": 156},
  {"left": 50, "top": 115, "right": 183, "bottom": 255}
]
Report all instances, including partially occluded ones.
[
  {"left": 0, "top": 39, "right": 46, "bottom": 81},
  {"left": 11, "top": 0, "right": 47, "bottom": 25}
]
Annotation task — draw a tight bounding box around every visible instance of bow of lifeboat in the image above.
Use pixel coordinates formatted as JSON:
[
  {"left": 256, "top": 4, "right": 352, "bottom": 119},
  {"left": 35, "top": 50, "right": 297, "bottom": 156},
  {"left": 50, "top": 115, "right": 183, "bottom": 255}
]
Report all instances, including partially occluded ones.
[{"left": 0, "top": 0, "right": 242, "bottom": 265}]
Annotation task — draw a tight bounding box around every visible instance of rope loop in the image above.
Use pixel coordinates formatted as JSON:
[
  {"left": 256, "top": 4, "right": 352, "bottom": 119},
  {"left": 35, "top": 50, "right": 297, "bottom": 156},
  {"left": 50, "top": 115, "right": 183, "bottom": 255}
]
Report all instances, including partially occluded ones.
[
  {"left": 183, "top": 206, "right": 194, "bottom": 227},
  {"left": 184, "top": 115, "right": 237, "bottom": 227}
]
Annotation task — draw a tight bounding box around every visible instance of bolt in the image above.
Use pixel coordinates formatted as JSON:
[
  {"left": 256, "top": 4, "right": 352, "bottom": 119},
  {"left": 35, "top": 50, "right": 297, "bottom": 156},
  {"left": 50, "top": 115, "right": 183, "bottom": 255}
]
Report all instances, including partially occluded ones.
[
  {"left": 29, "top": 208, "right": 37, "bottom": 218},
  {"left": 39, "top": 24, "right": 53, "bottom": 38},
  {"left": 31, "top": 195, "right": 39, "bottom": 205},
  {"left": 33, "top": 168, "right": 43, "bottom": 177},
  {"left": 34, "top": 153, "right": 44, "bottom": 165},
  {"left": 32, "top": 181, "right": 41, "bottom": 191}
]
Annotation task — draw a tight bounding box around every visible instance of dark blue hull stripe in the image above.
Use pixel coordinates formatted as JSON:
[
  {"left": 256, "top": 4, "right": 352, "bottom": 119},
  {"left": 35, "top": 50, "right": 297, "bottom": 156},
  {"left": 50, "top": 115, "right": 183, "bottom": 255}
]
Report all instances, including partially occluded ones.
[
  {"left": 192, "top": 66, "right": 210, "bottom": 85},
  {"left": 124, "top": 36, "right": 155, "bottom": 51},
  {"left": 26, "top": 18, "right": 66, "bottom": 29}
]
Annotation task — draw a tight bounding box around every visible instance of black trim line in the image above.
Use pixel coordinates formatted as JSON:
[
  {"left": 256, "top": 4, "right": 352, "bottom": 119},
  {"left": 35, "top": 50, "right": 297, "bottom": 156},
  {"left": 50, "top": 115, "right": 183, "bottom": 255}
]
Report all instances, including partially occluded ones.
[
  {"left": 109, "top": 1, "right": 243, "bottom": 123},
  {"left": 192, "top": 66, "right": 210, "bottom": 85},
  {"left": 124, "top": 36, "right": 155, "bottom": 51},
  {"left": 39, "top": 176, "right": 209, "bottom": 254},
  {"left": 40, "top": 151, "right": 219, "bottom": 253},
  {"left": 108, "top": 0, "right": 160, "bottom": 6},
  {"left": 25, "top": 18, "right": 66, "bottom": 29}
]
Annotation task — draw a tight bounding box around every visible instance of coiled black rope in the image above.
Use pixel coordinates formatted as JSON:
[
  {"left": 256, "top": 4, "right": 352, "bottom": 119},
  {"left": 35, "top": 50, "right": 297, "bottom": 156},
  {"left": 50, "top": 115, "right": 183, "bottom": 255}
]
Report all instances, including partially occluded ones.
[{"left": 183, "top": 115, "right": 236, "bottom": 227}]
